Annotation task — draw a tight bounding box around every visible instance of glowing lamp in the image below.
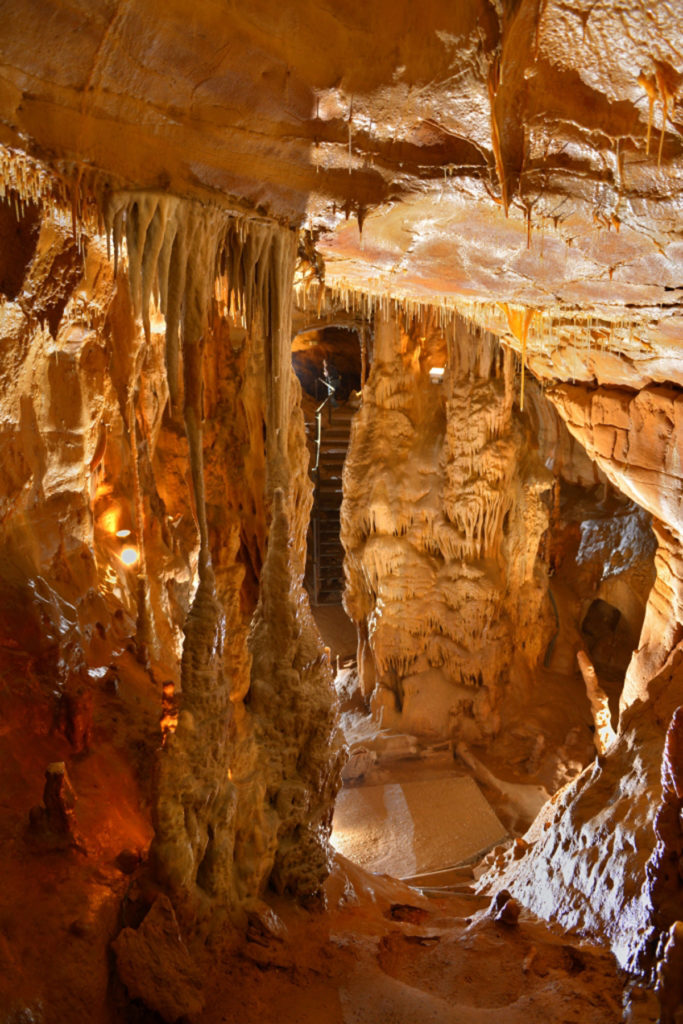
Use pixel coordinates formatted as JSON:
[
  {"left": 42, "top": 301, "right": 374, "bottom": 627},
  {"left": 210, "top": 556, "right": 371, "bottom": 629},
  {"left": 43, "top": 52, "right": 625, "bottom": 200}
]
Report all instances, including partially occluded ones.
[
  {"left": 116, "top": 529, "right": 131, "bottom": 538},
  {"left": 429, "top": 366, "right": 445, "bottom": 382},
  {"left": 120, "top": 547, "right": 139, "bottom": 566}
]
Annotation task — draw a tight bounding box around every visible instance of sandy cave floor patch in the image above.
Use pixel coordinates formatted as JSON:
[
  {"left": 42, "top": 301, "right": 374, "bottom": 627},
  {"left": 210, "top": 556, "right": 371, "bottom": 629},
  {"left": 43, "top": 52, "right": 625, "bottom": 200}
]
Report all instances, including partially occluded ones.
[{"left": 333, "top": 774, "right": 507, "bottom": 878}]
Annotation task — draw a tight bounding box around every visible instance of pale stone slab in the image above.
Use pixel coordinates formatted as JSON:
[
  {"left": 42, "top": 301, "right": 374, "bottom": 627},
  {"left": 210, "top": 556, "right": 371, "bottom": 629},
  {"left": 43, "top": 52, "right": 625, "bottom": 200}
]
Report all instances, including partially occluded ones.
[{"left": 332, "top": 775, "right": 507, "bottom": 878}]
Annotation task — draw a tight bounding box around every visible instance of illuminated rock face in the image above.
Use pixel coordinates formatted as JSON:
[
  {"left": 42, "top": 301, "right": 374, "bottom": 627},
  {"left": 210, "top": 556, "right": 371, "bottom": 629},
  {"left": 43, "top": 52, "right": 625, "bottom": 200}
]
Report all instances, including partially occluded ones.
[
  {"left": 480, "top": 652, "right": 683, "bottom": 973},
  {"left": 551, "top": 384, "right": 683, "bottom": 714},
  {"left": 0, "top": 174, "right": 342, "bottom": 913},
  {"left": 0, "top": 1, "right": 681, "bottom": 1018},
  {"left": 342, "top": 310, "right": 554, "bottom": 741}
]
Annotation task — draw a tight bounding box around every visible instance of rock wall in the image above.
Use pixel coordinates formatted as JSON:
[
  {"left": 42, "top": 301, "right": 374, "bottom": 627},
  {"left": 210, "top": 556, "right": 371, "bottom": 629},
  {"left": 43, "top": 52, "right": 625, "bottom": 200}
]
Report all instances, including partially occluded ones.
[
  {"left": 477, "top": 381, "right": 683, "bottom": 974},
  {"left": 342, "top": 309, "right": 554, "bottom": 742},
  {"left": 480, "top": 646, "right": 683, "bottom": 972},
  {"left": 0, "top": 181, "right": 192, "bottom": 682},
  {"left": 551, "top": 383, "right": 683, "bottom": 713}
]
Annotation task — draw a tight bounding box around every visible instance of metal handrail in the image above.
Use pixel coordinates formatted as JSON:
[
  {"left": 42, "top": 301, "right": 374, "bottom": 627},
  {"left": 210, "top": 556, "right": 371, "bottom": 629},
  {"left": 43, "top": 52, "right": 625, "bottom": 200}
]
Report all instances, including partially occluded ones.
[
  {"left": 314, "top": 377, "right": 335, "bottom": 472},
  {"left": 308, "top": 380, "right": 347, "bottom": 604}
]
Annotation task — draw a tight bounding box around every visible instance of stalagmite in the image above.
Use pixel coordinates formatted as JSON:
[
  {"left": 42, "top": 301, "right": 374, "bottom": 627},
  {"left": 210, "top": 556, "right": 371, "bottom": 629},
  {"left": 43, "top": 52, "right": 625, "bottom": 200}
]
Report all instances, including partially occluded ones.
[
  {"left": 577, "top": 649, "right": 617, "bottom": 756},
  {"left": 145, "top": 207, "right": 344, "bottom": 902},
  {"left": 342, "top": 308, "right": 554, "bottom": 740},
  {"left": 0, "top": 3, "right": 681, "bottom": 1019}
]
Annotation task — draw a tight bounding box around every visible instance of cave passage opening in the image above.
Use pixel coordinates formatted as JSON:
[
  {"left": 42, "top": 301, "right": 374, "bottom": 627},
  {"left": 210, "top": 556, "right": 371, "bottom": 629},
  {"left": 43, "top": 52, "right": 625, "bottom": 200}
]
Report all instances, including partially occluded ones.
[
  {"left": 291, "top": 323, "right": 361, "bottom": 611},
  {"left": 289, "top": 311, "right": 659, "bottom": 886},
  {"left": 581, "top": 598, "right": 639, "bottom": 728}
]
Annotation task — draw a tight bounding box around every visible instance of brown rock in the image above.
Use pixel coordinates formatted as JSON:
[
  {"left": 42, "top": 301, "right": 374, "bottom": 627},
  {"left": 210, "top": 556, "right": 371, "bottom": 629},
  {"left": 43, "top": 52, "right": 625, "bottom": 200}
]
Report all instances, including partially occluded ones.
[
  {"left": 655, "top": 921, "right": 683, "bottom": 1024},
  {"left": 114, "top": 848, "right": 141, "bottom": 875},
  {"left": 111, "top": 894, "right": 204, "bottom": 1023},
  {"left": 491, "top": 889, "right": 513, "bottom": 914},
  {"left": 495, "top": 898, "right": 522, "bottom": 926},
  {"left": 27, "top": 762, "right": 84, "bottom": 852},
  {"left": 643, "top": 707, "right": 683, "bottom": 962}
]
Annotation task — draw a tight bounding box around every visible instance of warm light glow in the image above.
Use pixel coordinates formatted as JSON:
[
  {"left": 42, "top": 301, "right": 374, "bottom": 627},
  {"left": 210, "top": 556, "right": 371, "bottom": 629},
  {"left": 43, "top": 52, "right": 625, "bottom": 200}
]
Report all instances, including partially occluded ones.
[
  {"left": 429, "top": 366, "right": 445, "bottom": 381},
  {"left": 120, "top": 546, "right": 139, "bottom": 566},
  {"left": 116, "top": 529, "right": 131, "bottom": 538},
  {"left": 100, "top": 507, "right": 119, "bottom": 533},
  {"left": 160, "top": 712, "right": 178, "bottom": 737}
]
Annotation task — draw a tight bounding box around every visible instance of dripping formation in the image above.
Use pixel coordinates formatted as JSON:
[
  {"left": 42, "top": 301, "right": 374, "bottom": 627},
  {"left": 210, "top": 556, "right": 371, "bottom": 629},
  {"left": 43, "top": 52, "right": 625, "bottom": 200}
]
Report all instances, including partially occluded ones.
[{"left": 0, "top": 1, "right": 681, "bottom": 1019}]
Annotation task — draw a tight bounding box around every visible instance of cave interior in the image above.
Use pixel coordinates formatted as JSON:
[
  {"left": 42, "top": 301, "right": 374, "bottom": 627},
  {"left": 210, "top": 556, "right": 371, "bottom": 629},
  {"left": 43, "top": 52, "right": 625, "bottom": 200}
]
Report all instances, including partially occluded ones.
[{"left": 0, "top": 2, "right": 682, "bottom": 1022}]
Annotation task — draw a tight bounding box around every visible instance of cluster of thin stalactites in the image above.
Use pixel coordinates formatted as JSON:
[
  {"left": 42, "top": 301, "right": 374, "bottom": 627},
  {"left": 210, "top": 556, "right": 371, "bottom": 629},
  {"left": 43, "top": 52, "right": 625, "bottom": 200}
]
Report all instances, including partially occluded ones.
[{"left": 0, "top": 143, "right": 649, "bottom": 411}]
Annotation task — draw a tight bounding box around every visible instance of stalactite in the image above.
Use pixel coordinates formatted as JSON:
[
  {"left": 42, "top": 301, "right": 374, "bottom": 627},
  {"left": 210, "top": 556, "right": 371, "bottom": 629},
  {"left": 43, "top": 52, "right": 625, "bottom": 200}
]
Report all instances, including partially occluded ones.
[
  {"left": 501, "top": 303, "right": 535, "bottom": 411},
  {"left": 100, "top": 180, "right": 343, "bottom": 905},
  {"left": 487, "top": 55, "right": 509, "bottom": 216},
  {"left": 127, "top": 370, "right": 156, "bottom": 666},
  {"left": 140, "top": 200, "right": 169, "bottom": 342}
]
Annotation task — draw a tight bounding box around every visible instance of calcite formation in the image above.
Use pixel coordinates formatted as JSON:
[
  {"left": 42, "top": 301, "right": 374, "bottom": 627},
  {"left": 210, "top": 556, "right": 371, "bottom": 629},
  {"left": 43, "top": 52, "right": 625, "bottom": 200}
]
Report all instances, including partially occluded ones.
[
  {"left": 0, "top": 1, "right": 681, "bottom": 1020},
  {"left": 0, "top": 154, "right": 342, "bottom": 920},
  {"left": 342, "top": 309, "right": 553, "bottom": 741}
]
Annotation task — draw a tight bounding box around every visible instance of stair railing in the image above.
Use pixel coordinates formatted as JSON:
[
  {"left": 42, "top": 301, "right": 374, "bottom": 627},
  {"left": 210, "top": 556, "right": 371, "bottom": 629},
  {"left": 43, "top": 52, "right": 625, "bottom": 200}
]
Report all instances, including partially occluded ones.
[
  {"left": 310, "top": 377, "right": 336, "bottom": 603},
  {"left": 314, "top": 376, "right": 336, "bottom": 472}
]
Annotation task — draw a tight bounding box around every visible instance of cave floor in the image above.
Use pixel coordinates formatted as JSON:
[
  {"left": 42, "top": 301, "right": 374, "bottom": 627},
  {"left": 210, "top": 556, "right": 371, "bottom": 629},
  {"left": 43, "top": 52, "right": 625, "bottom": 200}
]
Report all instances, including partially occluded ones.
[
  {"left": 198, "top": 857, "right": 634, "bottom": 1024},
  {"left": 0, "top": 626, "right": 656, "bottom": 1024}
]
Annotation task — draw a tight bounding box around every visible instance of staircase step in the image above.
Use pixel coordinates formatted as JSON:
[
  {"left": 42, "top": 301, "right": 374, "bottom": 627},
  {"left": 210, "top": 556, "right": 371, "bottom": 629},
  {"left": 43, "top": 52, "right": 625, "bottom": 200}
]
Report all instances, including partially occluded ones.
[
  {"left": 327, "top": 413, "right": 355, "bottom": 425},
  {"left": 321, "top": 429, "right": 351, "bottom": 440}
]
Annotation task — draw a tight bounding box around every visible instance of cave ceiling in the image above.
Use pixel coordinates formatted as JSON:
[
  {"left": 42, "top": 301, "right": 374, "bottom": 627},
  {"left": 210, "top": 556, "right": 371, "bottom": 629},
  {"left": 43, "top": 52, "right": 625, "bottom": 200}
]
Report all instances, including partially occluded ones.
[{"left": 0, "top": 0, "right": 682, "bottom": 385}]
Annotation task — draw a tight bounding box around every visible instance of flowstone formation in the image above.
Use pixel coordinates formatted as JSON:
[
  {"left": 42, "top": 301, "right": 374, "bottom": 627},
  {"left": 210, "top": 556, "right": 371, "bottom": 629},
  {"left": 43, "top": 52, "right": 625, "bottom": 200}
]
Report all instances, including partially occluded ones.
[{"left": 342, "top": 308, "right": 553, "bottom": 741}]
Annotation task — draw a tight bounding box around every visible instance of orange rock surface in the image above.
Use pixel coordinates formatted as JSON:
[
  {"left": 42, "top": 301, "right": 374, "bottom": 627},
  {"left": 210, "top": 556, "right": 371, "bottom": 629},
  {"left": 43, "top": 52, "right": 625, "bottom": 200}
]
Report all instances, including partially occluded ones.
[{"left": 0, "top": 2, "right": 681, "bottom": 1021}]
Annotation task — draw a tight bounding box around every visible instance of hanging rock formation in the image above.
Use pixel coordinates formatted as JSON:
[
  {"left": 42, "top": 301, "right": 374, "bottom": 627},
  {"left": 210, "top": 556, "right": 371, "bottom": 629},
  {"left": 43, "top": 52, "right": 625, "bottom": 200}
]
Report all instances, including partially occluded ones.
[
  {"left": 0, "top": 1, "right": 681, "bottom": 1020},
  {"left": 0, "top": 151, "right": 344, "bottom": 922}
]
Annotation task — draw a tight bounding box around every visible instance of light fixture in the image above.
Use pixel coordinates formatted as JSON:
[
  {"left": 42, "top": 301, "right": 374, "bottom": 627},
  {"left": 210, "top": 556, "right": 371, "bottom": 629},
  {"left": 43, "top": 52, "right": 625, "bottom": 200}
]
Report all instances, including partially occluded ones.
[
  {"left": 120, "top": 547, "right": 139, "bottom": 566},
  {"left": 429, "top": 366, "right": 445, "bottom": 381},
  {"left": 116, "top": 529, "right": 131, "bottom": 538}
]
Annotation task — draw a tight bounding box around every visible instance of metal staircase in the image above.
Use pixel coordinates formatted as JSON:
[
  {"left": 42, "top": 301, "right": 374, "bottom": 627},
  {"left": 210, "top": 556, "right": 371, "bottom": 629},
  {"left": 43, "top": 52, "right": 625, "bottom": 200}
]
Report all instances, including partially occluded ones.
[{"left": 307, "top": 399, "right": 354, "bottom": 604}]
